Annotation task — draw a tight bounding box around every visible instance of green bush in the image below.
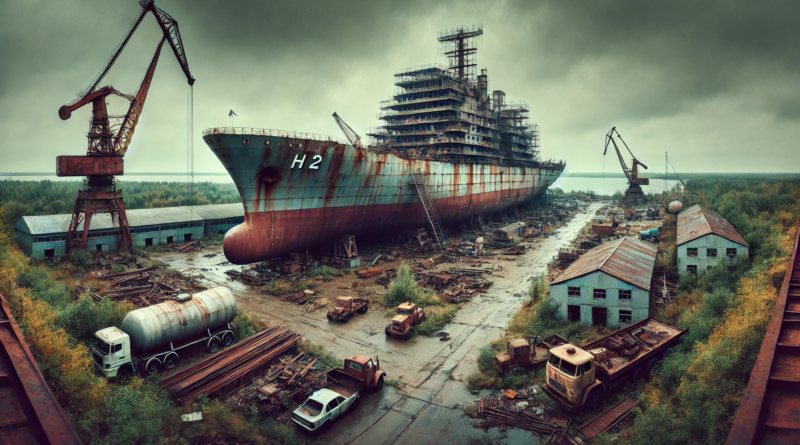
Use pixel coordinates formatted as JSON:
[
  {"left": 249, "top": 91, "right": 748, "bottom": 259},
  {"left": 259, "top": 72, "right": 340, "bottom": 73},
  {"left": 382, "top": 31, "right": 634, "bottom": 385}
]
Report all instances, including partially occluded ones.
[
  {"left": 477, "top": 345, "right": 497, "bottom": 372},
  {"left": 232, "top": 311, "right": 264, "bottom": 341},
  {"left": 381, "top": 263, "right": 442, "bottom": 309},
  {"left": 98, "top": 379, "right": 176, "bottom": 445},
  {"left": 58, "top": 295, "right": 132, "bottom": 341},
  {"left": 71, "top": 250, "right": 94, "bottom": 270},
  {"left": 307, "top": 265, "right": 345, "bottom": 279},
  {"left": 298, "top": 339, "right": 342, "bottom": 370}
]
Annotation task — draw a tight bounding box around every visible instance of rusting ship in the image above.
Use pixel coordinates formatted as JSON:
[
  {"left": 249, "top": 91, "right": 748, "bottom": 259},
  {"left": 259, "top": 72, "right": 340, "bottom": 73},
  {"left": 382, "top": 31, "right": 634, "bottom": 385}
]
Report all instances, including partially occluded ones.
[{"left": 204, "top": 25, "right": 565, "bottom": 264}]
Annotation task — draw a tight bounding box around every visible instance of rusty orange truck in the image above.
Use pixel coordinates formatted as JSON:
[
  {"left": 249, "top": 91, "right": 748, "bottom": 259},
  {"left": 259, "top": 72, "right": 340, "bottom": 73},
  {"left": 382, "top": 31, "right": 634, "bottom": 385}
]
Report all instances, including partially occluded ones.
[
  {"left": 493, "top": 334, "right": 569, "bottom": 376},
  {"left": 543, "top": 318, "right": 686, "bottom": 412},
  {"left": 385, "top": 302, "right": 426, "bottom": 339},
  {"left": 327, "top": 296, "right": 370, "bottom": 322}
]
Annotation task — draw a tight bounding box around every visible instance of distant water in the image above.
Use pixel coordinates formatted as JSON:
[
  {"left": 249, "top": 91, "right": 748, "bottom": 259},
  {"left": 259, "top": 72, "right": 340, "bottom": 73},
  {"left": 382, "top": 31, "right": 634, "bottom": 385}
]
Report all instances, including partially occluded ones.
[
  {"left": 0, "top": 173, "right": 234, "bottom": 184},
  {"left": 552, "top": 176, "right": 681, "bottom": 196}
]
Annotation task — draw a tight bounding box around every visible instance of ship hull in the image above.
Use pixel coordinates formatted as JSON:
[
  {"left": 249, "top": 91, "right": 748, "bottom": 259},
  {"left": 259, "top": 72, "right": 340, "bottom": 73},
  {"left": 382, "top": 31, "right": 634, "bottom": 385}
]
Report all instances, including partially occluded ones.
[{"left": 203, "top": 129, "right": 564, "bottom": 264}]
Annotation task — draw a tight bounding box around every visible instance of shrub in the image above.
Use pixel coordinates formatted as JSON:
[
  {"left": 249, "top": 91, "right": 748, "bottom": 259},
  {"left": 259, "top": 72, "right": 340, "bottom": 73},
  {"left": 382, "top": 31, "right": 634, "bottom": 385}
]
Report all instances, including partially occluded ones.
[
  {"left": 99, "top": 379, "right": 176, "bottom": 445},
  {"left": 298, "top": 339, "right": 342, "bottom": 370},
  {"left": 71, "top": 250, "right": 94, "bottom": 270},
  {"left": 415, "top": 304, "right": 458, "bottom": 336},
  {"left": 232, "top": 311, "right": 266, "bottom": 341},
  {"left": 58, "top": 295, "right": 133, "bottom": 341}
]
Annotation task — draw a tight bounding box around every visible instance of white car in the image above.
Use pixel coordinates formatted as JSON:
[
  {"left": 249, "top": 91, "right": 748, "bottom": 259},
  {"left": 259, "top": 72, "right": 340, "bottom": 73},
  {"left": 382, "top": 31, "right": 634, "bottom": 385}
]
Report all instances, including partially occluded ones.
[{"left": 292, "top": 387, "right": 359, "bottom": 433}]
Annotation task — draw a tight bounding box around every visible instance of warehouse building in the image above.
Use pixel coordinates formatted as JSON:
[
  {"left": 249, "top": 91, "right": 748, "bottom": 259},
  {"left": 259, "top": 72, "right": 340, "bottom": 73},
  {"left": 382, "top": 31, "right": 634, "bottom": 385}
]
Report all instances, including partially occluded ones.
[
  {"left": 550, "top": 236, "right": 657, "bottom": 328},
  {"left": 14, "top": 203, "right": 244, "bottom": 258},
  {"left": 677, "top": 204, "right": 748, "bottom": 276}
]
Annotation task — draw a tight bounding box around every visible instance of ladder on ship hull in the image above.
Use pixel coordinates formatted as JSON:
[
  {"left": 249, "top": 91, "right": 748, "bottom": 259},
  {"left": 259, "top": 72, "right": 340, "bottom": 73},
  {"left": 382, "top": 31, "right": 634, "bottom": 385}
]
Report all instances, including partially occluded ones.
[{"left": 410, "top": 170, "right": 445, "bottom": 249}]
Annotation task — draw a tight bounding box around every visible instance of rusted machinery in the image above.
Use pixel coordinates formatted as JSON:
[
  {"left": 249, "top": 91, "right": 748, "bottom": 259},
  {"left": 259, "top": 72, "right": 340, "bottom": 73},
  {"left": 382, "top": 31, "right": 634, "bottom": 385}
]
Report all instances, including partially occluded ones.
[
  {"left": 604, "top": 127, "right": 649, "bottom": 206},
  {"left": 493, "top": 335, "right": 569, "bottom": 376},
  {"left": 58, "top": 0, "right": 194, "bottom": 255},
  {"left": 727, "top": 226, "right": 800, "bottom": 444},
  {"left": 385, "top": 302, "right": 426, "bottom": 339},
  {"left": 0, "top": 293, "right": 81, "bottom": 444},
  {"left": 326, "top": 297, "right": 370, "bottom": 322}
]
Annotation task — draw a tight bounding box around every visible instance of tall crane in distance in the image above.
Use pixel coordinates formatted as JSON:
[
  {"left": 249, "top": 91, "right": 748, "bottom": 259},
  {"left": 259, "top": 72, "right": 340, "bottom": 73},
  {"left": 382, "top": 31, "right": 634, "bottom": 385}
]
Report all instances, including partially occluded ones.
[
  {"left": 57, "top": 0, "right": 194, "bottom": 255},
  {"left": 604, "top": 127, "right": 649, "bottom": 206},
  {"left": 332, "top": 112, "right": 364, "bottom": 148}
]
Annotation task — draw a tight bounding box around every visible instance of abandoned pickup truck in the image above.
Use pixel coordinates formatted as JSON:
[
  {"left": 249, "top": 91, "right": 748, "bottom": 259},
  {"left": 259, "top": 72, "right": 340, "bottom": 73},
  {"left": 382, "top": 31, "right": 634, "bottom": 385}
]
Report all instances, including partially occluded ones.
[{"left": 292, "top": 387, "right": 359, "bottom": 433}]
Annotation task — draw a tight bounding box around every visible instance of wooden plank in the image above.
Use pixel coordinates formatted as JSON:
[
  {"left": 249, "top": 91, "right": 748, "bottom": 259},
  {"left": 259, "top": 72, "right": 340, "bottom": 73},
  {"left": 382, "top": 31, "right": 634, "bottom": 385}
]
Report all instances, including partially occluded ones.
[{"left": 578, "top": 396, "right": 638, "bottom": 440}]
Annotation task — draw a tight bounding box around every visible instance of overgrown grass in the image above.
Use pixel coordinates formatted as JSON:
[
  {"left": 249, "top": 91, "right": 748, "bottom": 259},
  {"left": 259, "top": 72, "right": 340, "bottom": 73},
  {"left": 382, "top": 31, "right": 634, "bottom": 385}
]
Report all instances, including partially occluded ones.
[
  {"left": 206, "top": 233, "right": 225, "bottom": 246},
  {"left": 232, "top": 311, "right": 267, "bottom": 341},
  {"left": 298, "top": 339, "right": 342, "bottom": 370},
  {"left": 415, "top": 304, "right": 458, "bottom": 336},
  {"left": 307, "top": 265, "right": 351, "bottom": 279}
]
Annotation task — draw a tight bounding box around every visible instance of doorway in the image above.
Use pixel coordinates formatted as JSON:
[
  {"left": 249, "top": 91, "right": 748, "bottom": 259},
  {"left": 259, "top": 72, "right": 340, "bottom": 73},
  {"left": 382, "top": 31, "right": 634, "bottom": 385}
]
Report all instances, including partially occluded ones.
[
  {"left": 96, "top": 244, "right": 103, "bottom": 252},
  {"left": 567, "top": 305, "right": 581, "bottom": 322},
  {"left": 44, "top": 249, "right": 55, "bottom": 258},
  {"left": 145, "top": 238, "right": 154, "bottom": 247},
  {"left": 184, "top": 233, "right": 192, "bottom": 242},
  {"left": 166, "top": 236, "right": 174, "bottom": 244},
  {"left": 592, "top": 307, "right": 607, "bottom": 327}
]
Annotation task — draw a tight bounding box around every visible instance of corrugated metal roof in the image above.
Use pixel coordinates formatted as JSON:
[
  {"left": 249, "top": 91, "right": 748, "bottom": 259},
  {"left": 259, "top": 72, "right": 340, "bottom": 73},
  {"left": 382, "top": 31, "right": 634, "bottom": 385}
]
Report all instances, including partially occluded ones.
[
  {"left": 677, "top": 204, "right": 747, "bottom": 246},
  {"left": 17, "top": 204, "right": 244, "bottom": 235},
  {"left": 550, "top": 236, "right": 658, "bottom": 291},
  {"left": 495, "top": 221, "right": 526, "bottom": 235}
]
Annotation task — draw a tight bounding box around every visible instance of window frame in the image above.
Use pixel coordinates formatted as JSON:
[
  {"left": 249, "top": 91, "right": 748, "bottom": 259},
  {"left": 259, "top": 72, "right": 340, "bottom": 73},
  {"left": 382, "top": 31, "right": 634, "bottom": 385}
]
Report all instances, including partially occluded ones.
[
  {"left": 726, "top": 248, "right": 738, "bottom": 257},
  {"left": 687, "top": 247, "right": 699, "bottom": 257},
  {"left": 707, "top": 248, "right": 717, "bottom": 257},
  {"left": 593, "top": 289, "right": 606, "bottom": 300},
  {"left": 568, "top": 286, "right": 581, "bottom": 297},
  {"left": 619, "top": 309, "right": 632, "bottom": 324},
  {"left": 618, "top": 289, "right": 632, "bottom": 300},
  {"left": 687, "top": 265, "right": 698, "bottom": 275}
]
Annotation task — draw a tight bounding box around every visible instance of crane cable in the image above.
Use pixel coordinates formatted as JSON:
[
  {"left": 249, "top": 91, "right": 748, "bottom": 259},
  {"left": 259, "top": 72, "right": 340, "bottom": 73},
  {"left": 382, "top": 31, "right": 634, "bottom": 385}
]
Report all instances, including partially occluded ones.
[{"left": 188, "top": 84, "right": 194, "bottom": 221}]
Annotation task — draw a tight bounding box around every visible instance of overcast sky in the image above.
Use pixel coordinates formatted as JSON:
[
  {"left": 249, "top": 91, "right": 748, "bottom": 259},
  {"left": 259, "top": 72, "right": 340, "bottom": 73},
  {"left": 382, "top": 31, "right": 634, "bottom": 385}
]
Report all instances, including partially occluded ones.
[{"left": 1, "top": 0, "right": 799, "bottom": 175}]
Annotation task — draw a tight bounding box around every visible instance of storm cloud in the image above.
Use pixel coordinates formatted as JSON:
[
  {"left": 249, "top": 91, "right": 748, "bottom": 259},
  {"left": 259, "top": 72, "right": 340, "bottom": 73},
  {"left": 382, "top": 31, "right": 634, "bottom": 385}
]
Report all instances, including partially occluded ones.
[{"left": 1, "top": 0, "right": 799, "bottom": 175}]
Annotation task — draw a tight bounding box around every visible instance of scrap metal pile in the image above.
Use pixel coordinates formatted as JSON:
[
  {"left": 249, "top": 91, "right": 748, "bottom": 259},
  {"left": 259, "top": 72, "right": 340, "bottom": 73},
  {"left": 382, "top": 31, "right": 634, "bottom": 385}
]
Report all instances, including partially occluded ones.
[
  {"left": 222, "top": 352, "right": 327, "bottom": 417},
  {"left": 472, "top": 391, "right": 577, "bottom": 443},
  {"left": 77, "top": 266, "right": 198, "bottom": 307},
  {"left": 416, "top": 271, "right": 492, "bottom": 304},
  {"left": 160, "top": 327, "right": 302, "bottom": 403}
]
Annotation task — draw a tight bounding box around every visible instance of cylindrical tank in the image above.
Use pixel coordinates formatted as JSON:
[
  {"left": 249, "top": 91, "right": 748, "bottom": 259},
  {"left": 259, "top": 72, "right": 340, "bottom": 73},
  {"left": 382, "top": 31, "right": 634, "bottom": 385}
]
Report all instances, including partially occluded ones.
[
  {"left": 121, "top": 287, "right": 237, "bottom": 353},
  {"left": 668, "top": 201, "right": 683, "bottom": 213}
]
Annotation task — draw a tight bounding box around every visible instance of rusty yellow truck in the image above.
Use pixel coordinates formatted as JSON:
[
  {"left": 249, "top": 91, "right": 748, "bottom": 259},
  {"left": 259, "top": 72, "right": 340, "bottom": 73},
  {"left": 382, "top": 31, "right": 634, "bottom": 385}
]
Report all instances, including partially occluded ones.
[{"left": 543, "top": 318, "right": 686, "bottom": 412}]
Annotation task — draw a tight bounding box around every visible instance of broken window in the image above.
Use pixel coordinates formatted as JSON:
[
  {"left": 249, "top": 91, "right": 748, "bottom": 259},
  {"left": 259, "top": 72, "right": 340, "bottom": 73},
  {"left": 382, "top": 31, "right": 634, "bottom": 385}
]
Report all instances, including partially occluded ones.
[
  {"left": 687, "top": 265, "right": 698, "bottom": 275},
  {"left": 687, "top": 248, "right": 698, "bottom": 257},
  {"left": 726, "top": 248, "right": 738, "bottom": 257},
  {"left": 593, "top": 289, "right": 606, "bottom": 299},
  {"left": 619, "top": 310, "right": 632, "bottom": 324},
  {"left": 707, "top": 248, "right": 717, "bottom": 257},
  {"left": 348, "top": 361, "right": 363, "bottom": 371},
  {"left": 568, "top": 286, "right": 581, "bottom": 297},
  {"left": 618, "top": 289, "right": 632, "bottom": 300}
]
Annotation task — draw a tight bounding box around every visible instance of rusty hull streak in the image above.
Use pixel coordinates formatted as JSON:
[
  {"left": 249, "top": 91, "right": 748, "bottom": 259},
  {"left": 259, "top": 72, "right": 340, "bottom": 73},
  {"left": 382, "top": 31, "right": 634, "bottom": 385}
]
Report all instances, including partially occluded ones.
[
  {"left": 0, "top": 293, "right": 82, "bottom": 444},
  {"left": 726, "top": 225, "right": 800, "bottom": 444}
]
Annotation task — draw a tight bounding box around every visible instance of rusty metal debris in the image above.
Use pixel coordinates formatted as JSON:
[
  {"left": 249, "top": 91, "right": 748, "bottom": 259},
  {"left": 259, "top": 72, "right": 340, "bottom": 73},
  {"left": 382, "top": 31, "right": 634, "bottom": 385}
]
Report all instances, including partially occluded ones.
[
  {"left": 577, "top": 396, "right": 638, "bottom": 441},
  {"left": 80, "top": 265, "right": 201, "bottom": 307},
  {"left": 160, "top": 327, "right": 301, "bottom": 404},
  {"left": 0, "top": 293, "right": 82, "bottom": 444},
  {"left": 472, "top": 391, "right": 573, "bottom": 441}
]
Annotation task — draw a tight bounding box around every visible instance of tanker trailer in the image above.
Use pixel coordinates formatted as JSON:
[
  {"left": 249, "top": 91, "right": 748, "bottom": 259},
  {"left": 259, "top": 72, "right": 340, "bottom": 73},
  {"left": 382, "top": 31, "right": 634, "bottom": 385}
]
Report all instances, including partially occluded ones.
[{"left": 92, "top": 287, "right": 237, "bottom": 379}]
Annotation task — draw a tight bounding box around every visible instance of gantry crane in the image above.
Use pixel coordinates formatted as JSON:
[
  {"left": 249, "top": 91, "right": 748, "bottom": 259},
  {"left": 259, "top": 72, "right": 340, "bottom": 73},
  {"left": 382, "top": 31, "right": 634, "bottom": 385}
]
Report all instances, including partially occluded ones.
[
  {"left": 332, "top": 112, "right": 363, "bottom": 148},
  {"left": 604, "top": 127, "right": 649, "bottom": 206},
  {"left": 57, "top": 0, "right": 194, "bottom": 255}
]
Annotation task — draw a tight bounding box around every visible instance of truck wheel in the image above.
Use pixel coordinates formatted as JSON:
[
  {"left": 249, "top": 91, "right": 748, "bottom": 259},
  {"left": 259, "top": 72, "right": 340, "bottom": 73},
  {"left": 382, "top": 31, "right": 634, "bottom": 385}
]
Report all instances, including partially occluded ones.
[
  {"left": 327, "top": 313, "right": 333, "bottom": 321},
  {"left": 645, "top": 358, "right": 658, "bottom": 381},
  {"left": 405, "top": 326, "right": 415, "bottom": 339},
  {"left": 385, "top": 324, "right": 392, "bottom": 336},
  {"left": 344, "top": 313, "right": 352, "bottom": 322},
  {"left": 376, "top": 375, "right": 385, "bottom": 392},
  {"left": 222, "top": 332, "right": 234, "bottom": 346},
  {"left": 587, "top": 388, "right": 604, "bottom": 411},
  {"left": 351, "top": 396, "right": 360, "bottom": 410},
  {"left": 164, "top": 353, "right": 179, "bottom": 369},
  {"left": 207, "top": 337, "right": 221, "bottom": 353},
  {"left": 660, "top": 347, "right": 673, "bottom": 360},
  {"left": 146, "top": 359, "right": 161, "bottom": 375},
  {"left": 116, "top": 366, "right": 132, "bottom": 384}
]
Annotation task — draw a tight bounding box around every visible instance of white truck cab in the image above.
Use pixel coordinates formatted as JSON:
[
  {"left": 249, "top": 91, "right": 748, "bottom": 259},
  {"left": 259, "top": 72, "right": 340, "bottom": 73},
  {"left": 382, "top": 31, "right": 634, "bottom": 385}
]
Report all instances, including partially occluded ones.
[
  {"left": 292, "top": 388, "right": 358, "bottom": 432},
  {"left": 93, "top": 327, "right": 132, "bottom": 378}
]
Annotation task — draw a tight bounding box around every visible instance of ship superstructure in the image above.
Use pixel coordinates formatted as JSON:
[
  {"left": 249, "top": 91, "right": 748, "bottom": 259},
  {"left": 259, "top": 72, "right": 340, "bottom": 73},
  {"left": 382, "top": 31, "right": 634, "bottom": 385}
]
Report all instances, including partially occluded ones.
[{"left": 368, "top": 25, "right": 540, "bottom": 167}]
